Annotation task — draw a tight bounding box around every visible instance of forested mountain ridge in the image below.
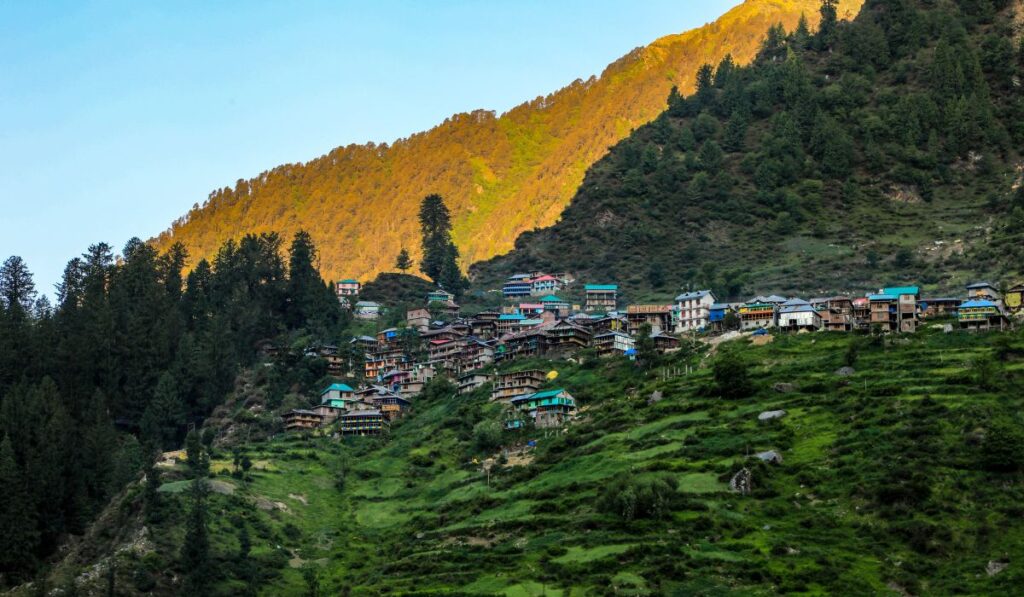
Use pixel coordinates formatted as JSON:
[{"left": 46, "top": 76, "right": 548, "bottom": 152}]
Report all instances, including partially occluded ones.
[
  {"left": 471, "top": 0, "right": 1024, "bottom": 300},
  {"left": 153, "top": 0, "right": 861, "bottom": 284}
]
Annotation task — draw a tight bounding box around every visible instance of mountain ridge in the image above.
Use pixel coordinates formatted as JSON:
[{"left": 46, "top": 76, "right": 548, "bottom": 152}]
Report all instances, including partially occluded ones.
[{"left": 154, "top": 0, "right": 862, "bottom": 283}]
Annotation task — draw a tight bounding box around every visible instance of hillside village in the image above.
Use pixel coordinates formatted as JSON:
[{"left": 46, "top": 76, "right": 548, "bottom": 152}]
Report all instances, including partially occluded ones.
[{"left": 277, "top": 271, "right": 1023, "bottom": 438}]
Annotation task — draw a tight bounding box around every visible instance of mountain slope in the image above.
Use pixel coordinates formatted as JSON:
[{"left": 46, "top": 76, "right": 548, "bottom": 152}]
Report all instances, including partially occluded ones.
[
  {"left": 39, "top": 327, "right": 1024, "bottom": 594},
  {"left": 471, "top": 0, "right": 1024, "bottom": 301},
  {"left": 154, "top": 0, "right": 862, "bottom": 283}
]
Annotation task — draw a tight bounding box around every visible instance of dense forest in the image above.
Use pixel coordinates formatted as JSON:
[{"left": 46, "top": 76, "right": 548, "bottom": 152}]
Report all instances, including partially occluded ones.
[
  {"left": 472, "top": 0, "right": 1024, "bottom": 300},
  {"left": 0, "top": 232, "right": 346, "bottom": 585},
  {"left": 153, "top": 0, "right": 861, "bottom": 285}
]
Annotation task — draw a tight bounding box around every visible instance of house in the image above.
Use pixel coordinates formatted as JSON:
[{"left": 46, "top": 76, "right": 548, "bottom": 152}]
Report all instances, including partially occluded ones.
[
  {"left": 508, "top": 389, "right": 577, "bottom": 430},
  {"left": 584, "top": 285, "right": 618, "bottom": 312},
  {"left": 966, "top": 282, "right": 1001, "bottom": 301},
  {"left": 376, "top": 328, "right": 401, "bottom": 347},
  {"left": 427, "top": 338, "right": 464, "bottom": 370},
  {"left": 540, "top": 295, "right": 571, "bottom": 316},
  {"left": 364, "top": 347, "right": 409, "bottom": 379},
  {"left": 407, "top": 308, "right": 431, "bottom": 332},
  {"left": 851, "top": 297, "right": 871, "bottom": 327},
  {"left": 868, "top": 293, "right": 899, "bottom": 332},
  {"left": 499, "top": 326, "right": 549, "bottom": 360},
  {"left": 957, "top": 300, "right": 1010, "bottom": 331},
  {"left": 336, "top": 279, "right": 360, "bottom": 298},
  {"left": 459, "top": 337, "right": 495, "bottom": 371},
  {"left": 738, "top": 298, "right": 776, "bottom": 330},
  {"left": 354, "top": 300, "right": 382, "bottom": 320},
  {"left": 881, "top": 286, "right": 920, "bottom": 332},
  {"left": 626, "top": 304, "right": 674, "bottom": 335},
  {"left": 283, "top": 409, "right": 323, "bottom": 431},
  {"left": 458, "top": 370, "right": 492, "bottom": 395},
  {"left": 530, "top": 274, "right": 562, "bottom": 296},
  {"left": 427, "top": 288, "right": 455, "bottom": 304},
  {"left": 502, "top": 274, "right": 534, "bottom": 298},
  {"left": 545, "top": 320, "right": 592, "bottom": 353},
  {"left": 518, "top": 302, "right": 545, "bottom": 317},
  {"left": 777, "top": 300, "right": 822, "bottom": 332},
  {"left": 320, "top": 382, "right": 356, "bottom": 407},
  {"left": 350, "top": 335, "right": 377, "bottom": 353},
  {"left": 399, "top": 365, "right": 436, "bottom": 399},
  {"left": 651, "top": 331, "right": 681, "bottom": 352},
  {"left": 1006, "top": 283, "right": 1024, "bottom": 314},
  {"left": 468, "top": 318, "right": 498, "bottom": 339},
  {"left": 708, "top": 304, "right": 731, "bottom": 331},
  {"left": 920, "top": 297, "right": 962, "bottom": 318},
  {"left": 339, "top": 410, "right": 388, "bottom": 436},
  {"left": 496, "top": 312, "right": 529, "bottom": 335},
  {"left": 594, "top": 330, "right": 635, "bottom": 357},
  {"left": 492, "top": 369, "right": 547, "bottom": 402},
  {"left": 370, "top": 394, "right": 412, "bottom": 421},
  {"left": 312, "top": 402, "right": 346, "bottom": 424},
  {"left": 675, "top": 290, "right": 717, "bottom": 332},
  {"left": 580, "top": 314, "right": 626, "bottom": 334}
]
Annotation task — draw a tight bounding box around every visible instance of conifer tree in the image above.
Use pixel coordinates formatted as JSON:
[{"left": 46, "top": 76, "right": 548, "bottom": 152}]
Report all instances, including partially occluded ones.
[
  {"left": 395, "top": 248, "right": 413, "bottom": 272},
  {"left": 140, "top": 372, "right": 185, "bottom": 451},
  {"left": 181, "top": 478, "right": 211, "bottom": 593},
  {"left": 0, "top": 435, "right": 39, "bottom": 584}
]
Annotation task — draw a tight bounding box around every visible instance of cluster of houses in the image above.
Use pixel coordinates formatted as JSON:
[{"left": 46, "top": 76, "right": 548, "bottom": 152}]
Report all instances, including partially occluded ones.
[{"left": 291, "top": 274, "right": 1022, "bottom": 437}]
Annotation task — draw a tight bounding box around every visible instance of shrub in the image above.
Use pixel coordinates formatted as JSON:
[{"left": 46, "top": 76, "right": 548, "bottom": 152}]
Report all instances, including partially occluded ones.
[
  {"left": 596, "top": 474, "right": 678, "bottom": 521},
  {"left": 712, "top": 351, "right": 754, "bottom": 399},
  {"left": 979, "top": 420, "right": 1024, "bottom": 472}
]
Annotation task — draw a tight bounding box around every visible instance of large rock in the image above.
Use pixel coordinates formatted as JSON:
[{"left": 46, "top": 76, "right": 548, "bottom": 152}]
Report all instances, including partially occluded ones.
[
  {"left": 835, "top": 366, "right": 856, "bottom": 377},
  {"left": 758, "top": 410, "right": 787, "bottom": 422},
  {"left": 755, "top": 450, "right": 783, "bottom": 464},
  {"left": 773, "top": 382, "right": 796, "bottom": 393}
]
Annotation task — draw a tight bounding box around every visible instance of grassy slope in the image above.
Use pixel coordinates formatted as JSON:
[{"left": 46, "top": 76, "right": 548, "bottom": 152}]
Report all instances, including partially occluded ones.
[
  {"left": 153, "top": 0, "right": 862, "bottom": 285},
  {"left": 72, "top": 325, "right": 1024, "bottom": 595}
]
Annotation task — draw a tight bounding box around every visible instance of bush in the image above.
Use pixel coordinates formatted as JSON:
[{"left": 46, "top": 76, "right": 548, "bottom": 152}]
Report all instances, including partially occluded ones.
[
  {"left": 712, "top": 351, "right": 754, "bottom": 399},
  {"left": 980, "top": 420, "right": 1024, "bottom": 472},
  {"left": 596, "top": 474, "right": 678, "bottom": 521}
]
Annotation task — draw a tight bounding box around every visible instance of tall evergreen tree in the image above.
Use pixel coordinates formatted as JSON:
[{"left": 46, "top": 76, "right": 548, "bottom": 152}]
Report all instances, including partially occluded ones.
[
  {"left": 181, "top": 478, "right": 212, "bottom": 594},
  {"left": 418, "top": 194, "right": 455, "bottom": 282},
  {"left": 0, "top": 435, "right": 39, "bottom": 584}
]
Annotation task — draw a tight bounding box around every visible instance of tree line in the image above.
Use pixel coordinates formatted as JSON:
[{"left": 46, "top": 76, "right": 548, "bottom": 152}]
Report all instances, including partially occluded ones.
[{"left": 0, "top": 231, "right": 345, "bottom": 585}]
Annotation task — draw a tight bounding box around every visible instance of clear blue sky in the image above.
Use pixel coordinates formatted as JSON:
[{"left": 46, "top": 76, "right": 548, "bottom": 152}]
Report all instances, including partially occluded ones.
[{"left": 0, "top": 0, "right": 738, "bottom": 297}]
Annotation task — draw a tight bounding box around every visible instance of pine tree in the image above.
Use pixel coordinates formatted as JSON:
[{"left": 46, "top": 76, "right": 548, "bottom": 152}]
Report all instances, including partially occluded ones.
[
  {"left": 816, "top": 0, "right": 838, "bottom": 50},
  {"left": 181, "top": 478, "right": 212, "bottom": 593},
  {"left": 140, "top": 372, "right": 185, "bottom": 451},
  {"left": 395, "top": 248, "right": 413, "bottom": 272},
  {"left": 418, "top": 194, "right": 464, "bottom": 296},
  {"left": 0, "top": 435, "right": 39, "bottom": 584},
  {"left": 185, "top": 428, "right": 209, "bottom": 478},
  {"left": 636, "top": 323, "right": 657, "bottom": 369}
]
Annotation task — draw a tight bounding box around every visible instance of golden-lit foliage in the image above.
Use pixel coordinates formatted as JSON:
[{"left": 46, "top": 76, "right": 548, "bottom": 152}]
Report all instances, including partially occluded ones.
[{"left": 154, "top": 0, "right": 862, "bottom": 283}]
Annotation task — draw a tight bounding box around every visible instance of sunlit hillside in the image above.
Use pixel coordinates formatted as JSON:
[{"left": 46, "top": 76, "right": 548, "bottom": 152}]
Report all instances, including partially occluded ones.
[{"left": 153, "top": 0, "right": 862, "bottom": 283}]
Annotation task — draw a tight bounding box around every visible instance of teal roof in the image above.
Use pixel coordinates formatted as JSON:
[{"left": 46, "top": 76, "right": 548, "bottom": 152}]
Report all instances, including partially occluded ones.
[
  {"left": 585, "top": 284, "right": 618, "bottom": 291},
  {"left": 498, "top": 313, "right": 526, "bottom": 321},
  {"left": 881, "top": 286, "right": 919, "bottom": 296},
  {"left": 540, "top": 295, "right": 565, "bottom": 302},
  {"left": 321, "top": 383, "right": 354, "bottom": 395},
  {"left": 867, "top": 294, "right": 896, "bottom": 301},
  {"left": 532, "top": 388, "right": 569, "bottom": 400},
  {"left": 339, "top": 279, "right": 359, "bottom": 284}
]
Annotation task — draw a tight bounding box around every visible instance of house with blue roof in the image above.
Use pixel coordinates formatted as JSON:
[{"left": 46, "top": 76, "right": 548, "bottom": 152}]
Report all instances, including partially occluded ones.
[
  {"left": 320, "top": 383, "right": 356, "bottom": 408},
  {"left": 958, "top": 299, "right": 1010, "bottom": 331},
  {"left": 872, "top": 286, "right": 920, "bottom": 332}
]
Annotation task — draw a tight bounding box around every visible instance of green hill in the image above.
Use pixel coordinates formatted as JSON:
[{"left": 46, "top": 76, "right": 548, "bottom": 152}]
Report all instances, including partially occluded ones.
[
  {"left": 470, "top": 0, "right": 1024, "bottom": 301},
  {"left": 42, "top": 324, "right": 1024, "bottom": 594}
]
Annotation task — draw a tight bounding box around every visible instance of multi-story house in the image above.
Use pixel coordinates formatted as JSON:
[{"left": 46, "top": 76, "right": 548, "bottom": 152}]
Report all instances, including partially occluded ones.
[
  {"left": 584, "top": 284, "right": 618, "bottom": 313},
  {"left": 675, "top": 290, "right": 717, "bottom": 332}
]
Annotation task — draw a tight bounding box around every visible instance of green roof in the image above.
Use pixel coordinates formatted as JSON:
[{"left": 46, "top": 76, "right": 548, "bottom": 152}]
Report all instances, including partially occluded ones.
[
  {"left": 532, "top": 388, "right": 569, "bottom": 399},
  {"left": 321, "top": 383, "right": 354, "bottom": 395},
  {"left": 881, "top": 286, "right": 919, "bottom": 296},
  {"left": 585, "top": 284, "right": 618, "bottom": 291},
  {"left": 540, "top": 295, "right": 565, "bottom": 302}
]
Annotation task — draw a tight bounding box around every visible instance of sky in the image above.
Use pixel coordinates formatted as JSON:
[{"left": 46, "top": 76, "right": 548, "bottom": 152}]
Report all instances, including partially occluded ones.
[{"left": 0, "top": 0, "right": 739, "bottom": 297}]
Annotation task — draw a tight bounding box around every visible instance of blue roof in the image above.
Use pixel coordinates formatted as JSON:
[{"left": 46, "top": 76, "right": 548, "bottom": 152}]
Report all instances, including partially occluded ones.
[
  {"left": 585, "top": 284, "right": 618, "bottom": 291},
  {"left": 779, "top": 305, "right": 816, "bottom": 314},
  {"left": 321, "top": 383, "right": 354, "bottom": 395},
  {"left": 960, "top": 299, "right": 997, "bottom": 308},
  {"left": 881, "top": 286, "right": 919, "bottom": 296},
  {"left": 867, "top": 294, "right": 897, "bottom": 301},
  {"left": 531, "top": 389, "right": 570, "bottom": 400},
  {"left": 339, "top": 279, "right": 359, "bottom": 284},
  {"left": 782, "top": 298, "right": 810, "bottom": 306},
  {"left": 966, "top": 282, "right": 996, "bottom": 289},
  {"left": 498, "top": 313, "right": 526, "bottom": 321},
  {"left": 710, "top": 303, "right": 730, "bottom": 310},
  {"left": 540, "top": 295, "right": 566, "bottom": 302}
]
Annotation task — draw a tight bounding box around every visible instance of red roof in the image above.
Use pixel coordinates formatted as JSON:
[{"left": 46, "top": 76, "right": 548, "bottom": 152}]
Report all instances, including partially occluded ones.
[{"left": 532, "top": 275, "right": 556, "bottom": 282}]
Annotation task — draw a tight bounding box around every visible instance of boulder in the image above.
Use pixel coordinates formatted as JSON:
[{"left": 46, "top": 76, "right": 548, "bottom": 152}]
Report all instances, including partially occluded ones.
[
  {"left": 773, "top": 382, "right": 796, "bottom": 393},
  {"left": 647, "top": 390, "right": 664, "bottom": 405},
  {"left": 835, "top": 366, "right": 856, "bottom": 377},
  {"left": 987, "top": 560, "right": 1009, "bottom": 577},
  {"left": 730, "top": 467, "right": 752, "bottom": 495},
  {"left": 755, "top": 450, "right": 783, "bottom": 464},
  {"left": 758, "top": 410, "right": 787, "bottom": 422}
]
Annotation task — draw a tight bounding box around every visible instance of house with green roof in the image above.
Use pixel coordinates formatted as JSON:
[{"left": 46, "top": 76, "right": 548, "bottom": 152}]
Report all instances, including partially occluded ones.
[
  {"left": 584, "top": 284, "right": 618, "bottom": 313},
  {"left": 872, "top": 286, "right": 920, "bottom": 332},
  {"left": 320, "top": 383, "right": 356, "bottom": 409},
  {"left": 507, "top": 388, "right": 577, "bottom": 430}
]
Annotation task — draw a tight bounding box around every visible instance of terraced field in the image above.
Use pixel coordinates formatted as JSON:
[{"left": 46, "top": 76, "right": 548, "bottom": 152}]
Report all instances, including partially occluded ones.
[{"left": 121, "top": 323, "right": 1024, "bottom": 595}]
